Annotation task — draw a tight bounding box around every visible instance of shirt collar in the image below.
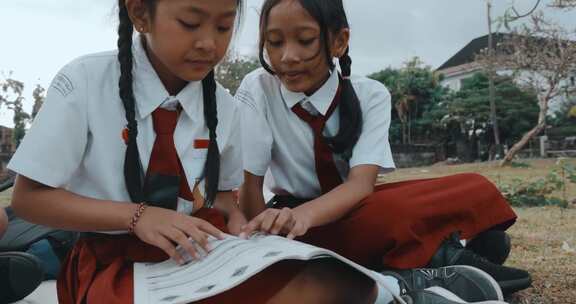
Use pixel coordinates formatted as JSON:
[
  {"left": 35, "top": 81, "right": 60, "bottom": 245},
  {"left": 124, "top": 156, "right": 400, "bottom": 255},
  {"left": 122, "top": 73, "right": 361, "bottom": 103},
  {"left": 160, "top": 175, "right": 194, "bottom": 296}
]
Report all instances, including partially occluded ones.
[
  {"left": 280, "top": 70, "right": 339, "bottom": 116},
  {"left": 132, "top": 35, "right": 202, "bottom": 119}
]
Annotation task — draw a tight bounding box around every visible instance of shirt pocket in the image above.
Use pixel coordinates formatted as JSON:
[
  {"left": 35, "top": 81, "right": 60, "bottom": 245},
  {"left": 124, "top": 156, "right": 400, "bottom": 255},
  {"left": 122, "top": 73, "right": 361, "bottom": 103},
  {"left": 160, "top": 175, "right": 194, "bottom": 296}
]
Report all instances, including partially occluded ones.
[
  {"left": 191, "top": 148, "right": 208, "bottom": 159},
  {"left": 182, "top": 148, "right": 208, "bottom": 180}
]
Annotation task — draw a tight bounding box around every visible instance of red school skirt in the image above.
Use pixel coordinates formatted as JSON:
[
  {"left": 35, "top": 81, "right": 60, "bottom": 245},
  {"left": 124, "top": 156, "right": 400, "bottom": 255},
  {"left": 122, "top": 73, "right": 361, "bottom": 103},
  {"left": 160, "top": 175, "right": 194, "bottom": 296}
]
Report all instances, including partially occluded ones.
[
  {"left": 57, "top": 208, "right": 299, "bottom": 304},
  {"left": 296, "top": 173, "right": 517, "bottom": 269}
]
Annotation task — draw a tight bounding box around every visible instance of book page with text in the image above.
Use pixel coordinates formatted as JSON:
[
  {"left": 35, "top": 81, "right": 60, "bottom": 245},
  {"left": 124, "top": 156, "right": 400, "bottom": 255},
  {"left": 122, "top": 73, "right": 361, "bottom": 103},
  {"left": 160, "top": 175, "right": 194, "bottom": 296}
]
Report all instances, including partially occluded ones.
[{"left": 133, "top": 234, "right": 329, "bottom": 304}]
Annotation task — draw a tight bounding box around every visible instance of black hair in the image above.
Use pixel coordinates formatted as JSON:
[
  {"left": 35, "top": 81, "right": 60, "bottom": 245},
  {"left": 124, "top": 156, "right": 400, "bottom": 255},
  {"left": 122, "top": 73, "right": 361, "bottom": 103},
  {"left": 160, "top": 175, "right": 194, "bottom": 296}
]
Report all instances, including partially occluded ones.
[
  {"left": 117, "top": 0, "right": 242, "bottom": 207},
  {"left": 259, "top": 0, "right": 362, "bottom": 158}
]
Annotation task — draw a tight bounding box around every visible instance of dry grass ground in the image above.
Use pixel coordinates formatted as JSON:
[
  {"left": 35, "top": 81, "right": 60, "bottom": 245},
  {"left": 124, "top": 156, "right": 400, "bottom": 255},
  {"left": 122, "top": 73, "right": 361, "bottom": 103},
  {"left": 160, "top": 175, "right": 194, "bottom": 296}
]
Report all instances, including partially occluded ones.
[
  {"left": 505, "top": 207, "right": 576, "bottom": 303},
  {"left": 380, "top": 158, "right": 576, "bottom": 203},
  {"left": 1, "top": 158, "right": 575, "bottom": 303},
  {"left": 383, "top": 158, "right": 576, "bottom": 304}
]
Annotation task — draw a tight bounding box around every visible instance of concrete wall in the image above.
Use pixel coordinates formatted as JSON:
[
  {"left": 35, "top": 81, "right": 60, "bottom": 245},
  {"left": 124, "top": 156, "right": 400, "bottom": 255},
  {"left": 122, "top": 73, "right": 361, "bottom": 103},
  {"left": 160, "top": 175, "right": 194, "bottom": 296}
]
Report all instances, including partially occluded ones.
[{"left": 391, "top": 144, "right": 444, "bottom": 168}]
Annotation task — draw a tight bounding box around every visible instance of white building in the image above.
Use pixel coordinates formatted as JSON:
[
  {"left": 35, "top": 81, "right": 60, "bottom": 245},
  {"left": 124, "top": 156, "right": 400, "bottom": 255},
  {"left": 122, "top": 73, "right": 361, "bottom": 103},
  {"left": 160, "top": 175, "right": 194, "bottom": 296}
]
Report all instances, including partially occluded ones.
[
  {"left": 436, "top": 33, "right": 576, "bottom": 112},
  {"left": 436, "top": 34, "right": 497, "bottom": 91}
]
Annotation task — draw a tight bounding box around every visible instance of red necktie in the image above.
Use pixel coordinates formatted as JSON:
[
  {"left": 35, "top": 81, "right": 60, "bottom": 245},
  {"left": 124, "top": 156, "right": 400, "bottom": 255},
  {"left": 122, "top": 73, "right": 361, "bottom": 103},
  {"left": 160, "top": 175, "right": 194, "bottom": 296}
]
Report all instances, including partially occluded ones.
[
  {"left": 144, "top": 108, "right": 194, "bottom": 210},
  {"left": 291, "top": 87, "right": 343, "bottom": 194}
]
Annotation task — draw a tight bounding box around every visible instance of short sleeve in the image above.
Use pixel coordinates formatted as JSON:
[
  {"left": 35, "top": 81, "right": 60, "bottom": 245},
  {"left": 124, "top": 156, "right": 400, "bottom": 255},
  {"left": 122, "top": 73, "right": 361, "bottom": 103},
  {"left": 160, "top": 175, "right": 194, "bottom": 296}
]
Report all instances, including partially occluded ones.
[
  {"left": 349, "top": 82, "right": 396, "bottom": 172},
  {"left": 235, "top": 76, "right": 273, "bottom": 177},
  {"left": 217, "top": 102, "right": 243, "bottom": 191},
  {"left": 8, "top": 60, "right": 89, "bottom": 188}
]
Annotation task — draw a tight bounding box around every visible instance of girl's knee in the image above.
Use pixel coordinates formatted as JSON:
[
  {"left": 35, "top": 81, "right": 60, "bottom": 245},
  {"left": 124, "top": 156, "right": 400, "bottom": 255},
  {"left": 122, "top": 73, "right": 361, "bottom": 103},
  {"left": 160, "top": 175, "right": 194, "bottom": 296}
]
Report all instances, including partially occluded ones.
[
  {"left": 456, "top": 173, "right": 490, "bottom": 183},
  {"left": 268, "top": 258, "right": 375, "bottom": 304},
  {"left": 304, "top": 258, "right": 376, "bottom": 304},
  {"left": 457, "top": 173, "right": 501, "bottom": 192}
]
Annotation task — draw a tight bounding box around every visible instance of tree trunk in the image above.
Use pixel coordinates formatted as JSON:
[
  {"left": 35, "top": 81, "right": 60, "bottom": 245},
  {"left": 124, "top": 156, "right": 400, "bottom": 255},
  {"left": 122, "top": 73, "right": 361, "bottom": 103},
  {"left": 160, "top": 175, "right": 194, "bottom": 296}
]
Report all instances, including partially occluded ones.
[
  {"left": 487, "top": 0, "right": 502, "bottom": 158},
  {"left": 500, "top": 95, "right": 549, "bottom": 166},
  {"left": 408, "top": 115, "right": 412, "bottom": 145},
  {"left": 402, "top": 121, "right": 408, "bottom": 144}
]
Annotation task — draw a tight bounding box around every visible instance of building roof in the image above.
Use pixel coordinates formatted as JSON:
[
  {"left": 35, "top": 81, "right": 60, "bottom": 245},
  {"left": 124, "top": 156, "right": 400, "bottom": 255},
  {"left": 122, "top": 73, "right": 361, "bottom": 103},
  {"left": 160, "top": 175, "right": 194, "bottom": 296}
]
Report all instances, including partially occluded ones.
[{"left": 437, "top": 33, "right": 509, "bottom": 71}]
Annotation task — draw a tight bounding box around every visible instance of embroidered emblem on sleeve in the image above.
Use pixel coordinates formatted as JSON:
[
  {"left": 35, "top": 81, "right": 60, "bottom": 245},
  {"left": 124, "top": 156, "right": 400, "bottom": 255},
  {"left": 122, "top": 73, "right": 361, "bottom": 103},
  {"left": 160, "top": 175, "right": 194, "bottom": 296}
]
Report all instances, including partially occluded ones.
[
  {"left": 50, "top": 73, "right": 75, "bottom": 97},
  {"left": 235, "top": 89, "right": 257, "bottom": 110}
]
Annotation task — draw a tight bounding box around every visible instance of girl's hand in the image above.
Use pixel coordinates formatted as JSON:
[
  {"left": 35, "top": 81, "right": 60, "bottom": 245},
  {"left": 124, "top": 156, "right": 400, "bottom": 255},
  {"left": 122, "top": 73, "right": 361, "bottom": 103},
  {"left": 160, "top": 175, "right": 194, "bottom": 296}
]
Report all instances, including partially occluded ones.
[
  {"left": 226, "top": 210, "right": 248, "bottom": 236},
  {"left": 240, "top": 207, "right": 312, "bottom": 240},
  {"left": 133, "top": 206, "right": 224, "bottom": 264}
]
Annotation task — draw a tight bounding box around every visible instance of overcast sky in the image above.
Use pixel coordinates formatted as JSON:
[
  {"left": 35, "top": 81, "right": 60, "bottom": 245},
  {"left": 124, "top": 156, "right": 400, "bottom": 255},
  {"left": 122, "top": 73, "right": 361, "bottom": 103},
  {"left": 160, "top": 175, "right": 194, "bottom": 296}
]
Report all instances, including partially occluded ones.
[{"left": 0, "top": 0, "right": 574, "bottom": 126}]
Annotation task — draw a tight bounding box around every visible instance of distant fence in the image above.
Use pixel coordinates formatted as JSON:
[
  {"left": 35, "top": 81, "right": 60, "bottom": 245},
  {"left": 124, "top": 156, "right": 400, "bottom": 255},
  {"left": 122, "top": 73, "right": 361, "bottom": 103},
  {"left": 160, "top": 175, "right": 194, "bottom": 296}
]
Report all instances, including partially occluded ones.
[
  {"left": 541, "top": 136, "right": 576, "bottom": 158},
  {"left": 391, "top": 136, "right": 576, "bottom": 168},
  {"left": 391, "top": 144, "right": 445, "bottom": 168}
]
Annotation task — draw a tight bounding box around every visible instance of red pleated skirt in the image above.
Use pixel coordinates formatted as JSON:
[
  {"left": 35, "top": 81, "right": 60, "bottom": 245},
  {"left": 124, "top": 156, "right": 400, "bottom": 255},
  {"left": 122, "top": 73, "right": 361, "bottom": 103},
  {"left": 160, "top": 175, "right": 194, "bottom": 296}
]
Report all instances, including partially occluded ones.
[{"left": 299, "top": 173, "right": 517, "bottom": 269}]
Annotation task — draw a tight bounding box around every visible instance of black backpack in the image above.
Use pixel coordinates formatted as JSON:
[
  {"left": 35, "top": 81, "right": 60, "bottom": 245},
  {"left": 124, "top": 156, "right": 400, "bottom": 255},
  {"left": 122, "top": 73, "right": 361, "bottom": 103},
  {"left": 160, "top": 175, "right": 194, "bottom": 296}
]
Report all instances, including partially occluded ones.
[{"left": 0, "top": 178, "right": 78, "bottom": 262}]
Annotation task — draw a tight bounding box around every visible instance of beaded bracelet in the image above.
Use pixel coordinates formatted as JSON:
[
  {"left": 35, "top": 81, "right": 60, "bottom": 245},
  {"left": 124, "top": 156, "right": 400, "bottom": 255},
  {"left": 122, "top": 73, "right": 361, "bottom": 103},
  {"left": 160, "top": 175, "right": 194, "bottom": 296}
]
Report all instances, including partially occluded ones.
[{"left": 129, "top": 202, "right": 147, "bottom": 234}]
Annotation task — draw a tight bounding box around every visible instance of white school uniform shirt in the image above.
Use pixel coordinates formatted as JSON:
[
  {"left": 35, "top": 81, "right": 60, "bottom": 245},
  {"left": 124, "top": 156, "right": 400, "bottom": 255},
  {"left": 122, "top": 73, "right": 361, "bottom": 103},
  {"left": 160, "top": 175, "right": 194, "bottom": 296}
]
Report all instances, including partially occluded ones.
[
  {"left": 8, "top": 36, "right": 242, "bottom": 233},
  {"left": 237, "top": 68, "right": 395, "bottom": 199}
]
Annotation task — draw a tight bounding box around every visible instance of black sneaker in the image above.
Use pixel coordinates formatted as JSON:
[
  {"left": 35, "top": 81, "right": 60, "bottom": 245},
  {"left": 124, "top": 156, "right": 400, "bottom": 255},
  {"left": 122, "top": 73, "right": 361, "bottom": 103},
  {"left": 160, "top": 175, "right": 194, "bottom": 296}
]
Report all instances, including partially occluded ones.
[
  {"left": 382, "top": 265, "right": 503, "bottom": 302},
  {"left": 0, "top": 252, "right": 44, "bottom": 303},
  {"left": 467, "top": 230, "right": 511, "bottom": 265},
  {"left": 428, "top": 232, "right": 531, "bottom": 295},
  {"left": 390, "top": 287, "right": 507, "bottom": 304}
]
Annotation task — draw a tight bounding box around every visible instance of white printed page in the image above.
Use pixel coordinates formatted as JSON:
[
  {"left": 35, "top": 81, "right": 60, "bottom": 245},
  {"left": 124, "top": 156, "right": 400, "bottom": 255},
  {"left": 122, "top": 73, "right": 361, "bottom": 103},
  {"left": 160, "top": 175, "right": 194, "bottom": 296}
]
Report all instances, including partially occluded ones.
[{"left": 133, "top": 234, "right": 328, "bottom": 304}]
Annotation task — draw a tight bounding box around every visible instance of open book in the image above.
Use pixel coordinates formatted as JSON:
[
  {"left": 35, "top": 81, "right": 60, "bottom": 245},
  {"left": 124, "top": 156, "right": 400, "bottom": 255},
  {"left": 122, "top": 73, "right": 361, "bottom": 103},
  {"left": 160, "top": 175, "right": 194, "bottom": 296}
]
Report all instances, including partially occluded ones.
[{"left": 134, "top": 233, "right": 391, "bottom": 304}]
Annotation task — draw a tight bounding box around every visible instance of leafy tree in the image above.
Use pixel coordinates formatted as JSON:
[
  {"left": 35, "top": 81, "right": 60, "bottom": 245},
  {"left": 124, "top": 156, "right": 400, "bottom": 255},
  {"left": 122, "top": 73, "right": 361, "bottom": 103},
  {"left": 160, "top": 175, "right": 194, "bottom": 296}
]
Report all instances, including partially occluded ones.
[
  {"left": 549, "top": 97, "right": 576, "bottom": 137},
  {"left": 369, "top": 68, "right": 403, "bottom": 142},
  {"left": 430, "top": 73, "right": 540, "bottom": 161},
  {"left": 1, "top": 76, "right": 29, "bottom": 147},
  {"left": 1, "top": 74, "right": 46, "bottom": 148},
  {"left": 31, "top": 84, "right": 45, "bottom": 119},
  {"left": 369, "top": 57, "right": 448, "bottom": 144},
  {"left": 215, "top": 56, "right": 260, "bottom": 95}
]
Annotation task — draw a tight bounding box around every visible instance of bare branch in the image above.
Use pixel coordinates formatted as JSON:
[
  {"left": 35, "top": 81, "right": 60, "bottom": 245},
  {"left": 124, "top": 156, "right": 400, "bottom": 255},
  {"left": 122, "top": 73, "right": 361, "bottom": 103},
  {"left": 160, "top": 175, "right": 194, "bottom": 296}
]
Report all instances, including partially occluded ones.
[
  {"left": 477, "top": 11, "right": 576, "bottom": 165},
  {"left": 550, "top": 0, "right": 576, "bottom": 9},
  {"left": 510, "top": 0, "right": 543, "bottom": 20}
]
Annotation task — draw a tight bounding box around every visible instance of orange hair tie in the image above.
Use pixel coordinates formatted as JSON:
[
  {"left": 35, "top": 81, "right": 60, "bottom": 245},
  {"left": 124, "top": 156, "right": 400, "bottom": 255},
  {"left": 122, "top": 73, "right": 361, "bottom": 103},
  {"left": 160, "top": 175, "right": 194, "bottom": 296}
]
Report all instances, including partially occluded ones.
[{"left": 122, "top": 127, "right": 129, "bottom": 144}]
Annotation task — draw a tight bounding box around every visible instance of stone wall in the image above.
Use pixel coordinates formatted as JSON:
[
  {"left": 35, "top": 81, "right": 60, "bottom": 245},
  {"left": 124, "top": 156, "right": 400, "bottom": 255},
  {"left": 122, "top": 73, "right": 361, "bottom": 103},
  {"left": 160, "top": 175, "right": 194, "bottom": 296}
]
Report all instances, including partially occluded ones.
[{"left": 391, "top": 144, "right": 444, "bottom": 168}]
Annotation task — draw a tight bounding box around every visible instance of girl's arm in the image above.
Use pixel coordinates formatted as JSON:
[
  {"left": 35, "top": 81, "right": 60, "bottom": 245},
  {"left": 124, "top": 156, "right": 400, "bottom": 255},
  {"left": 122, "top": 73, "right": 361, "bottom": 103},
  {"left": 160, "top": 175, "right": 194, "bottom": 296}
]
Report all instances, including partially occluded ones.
[
  {"left": 212, "top": 190, "right": 246, "bottom": 235},
  {"left": 238, "top": 171, "right": 267, "bottom": 220},
  {"left": 12, "top": 175, "right": 224, "bottom": 264},
  {"left": 294, "top": 164, "right": 379, "bottom": 227},
  {"left": 241, "top": 164, "right": 379, "bottom": 238},
  {"left": 12, "top": 175, "right": 136, "bottom": 232}
]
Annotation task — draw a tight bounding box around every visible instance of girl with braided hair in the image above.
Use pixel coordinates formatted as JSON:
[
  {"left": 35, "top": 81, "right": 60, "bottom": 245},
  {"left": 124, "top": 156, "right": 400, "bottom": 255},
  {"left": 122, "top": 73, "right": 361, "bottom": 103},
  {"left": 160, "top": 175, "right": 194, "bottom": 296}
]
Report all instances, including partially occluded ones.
[
  {"left": 7, "top": 0, "right": 387, "bottom": 303},
  {"left": 238, "top": 0, "right": 531, "bottom": 299}
]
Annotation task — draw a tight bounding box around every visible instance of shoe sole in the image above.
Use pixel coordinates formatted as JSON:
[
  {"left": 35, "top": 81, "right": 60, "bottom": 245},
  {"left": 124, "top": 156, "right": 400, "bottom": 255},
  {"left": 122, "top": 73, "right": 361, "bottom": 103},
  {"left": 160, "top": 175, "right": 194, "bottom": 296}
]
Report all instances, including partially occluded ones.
[
  {"left": 445, "top": 265, "right": 504, "bottom": 301},
  {"left": 426, "top": 287, "right": 507, "bottom": 304},
  {"left": 499, "top": 276, "right": 533, "bottom": 295},
  {"left": 2, "top": 252, "right": 44, "bottom": 302}
]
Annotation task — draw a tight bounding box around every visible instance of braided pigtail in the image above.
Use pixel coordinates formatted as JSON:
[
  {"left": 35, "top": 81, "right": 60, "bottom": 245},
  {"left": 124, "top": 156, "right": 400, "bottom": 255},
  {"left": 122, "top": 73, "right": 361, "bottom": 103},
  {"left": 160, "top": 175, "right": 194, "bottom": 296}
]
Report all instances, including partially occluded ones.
[
  {"left": 201, "top": 71, "right": 221, "bottom": 207},
  {"left": 118, "top": 0, "right": 145, "bottom": 202},
  {"left": 325, "top": 47, "right": 362, "bottom": 158}
]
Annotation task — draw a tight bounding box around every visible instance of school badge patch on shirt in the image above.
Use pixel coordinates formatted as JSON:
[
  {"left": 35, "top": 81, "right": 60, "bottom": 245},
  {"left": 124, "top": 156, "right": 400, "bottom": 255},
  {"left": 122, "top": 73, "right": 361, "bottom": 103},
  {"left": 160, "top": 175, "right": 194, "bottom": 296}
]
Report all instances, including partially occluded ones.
[
  {"left": 50, "top": 73, "right": 75, "bottom": 97},
  {"left": 194, "top": 139, "right": 210, "bottom": 149}
]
